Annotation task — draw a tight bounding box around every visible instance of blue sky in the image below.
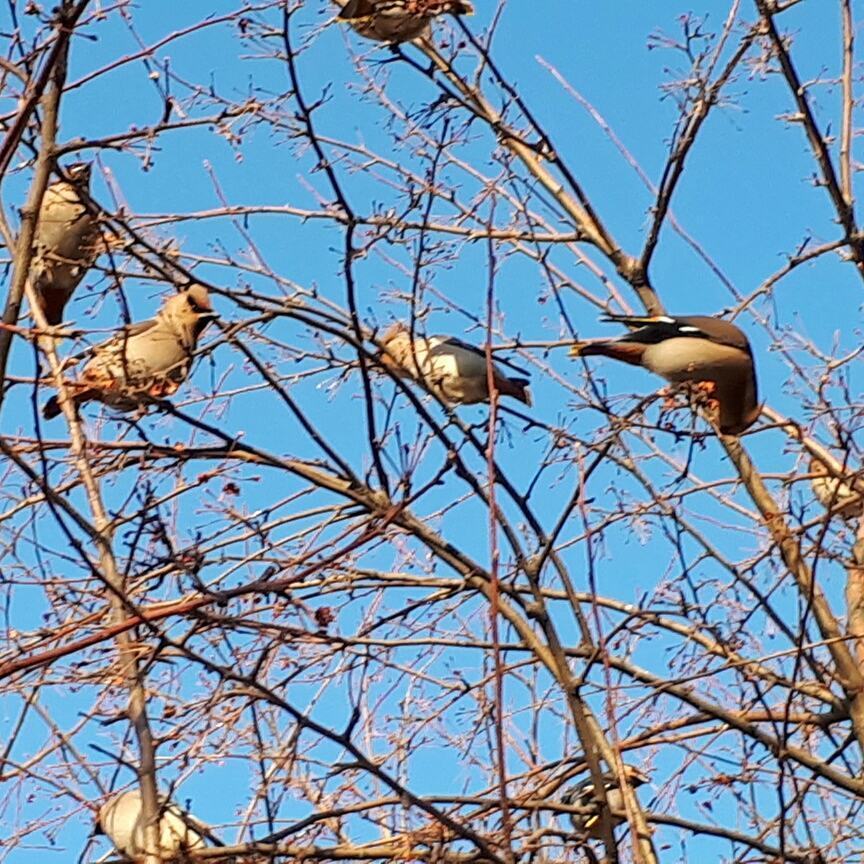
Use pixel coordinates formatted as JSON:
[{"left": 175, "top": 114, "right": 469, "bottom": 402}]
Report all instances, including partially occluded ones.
[{"left": 0, "top": 1, "right": 860, "bottom": 861}]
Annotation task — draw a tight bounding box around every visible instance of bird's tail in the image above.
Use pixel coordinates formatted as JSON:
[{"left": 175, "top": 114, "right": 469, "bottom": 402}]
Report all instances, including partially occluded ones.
[
  {"left": 498, "top": 376, "right": 532, "bottom": 407},
  {"left": 569, "top": 339, "right": 648, "bottom": 367},
  {"left": 568, "top": 340, "right": 612, "bottom": 358},
  {"left": 42, "top": 390, "right": 87, "bottom": 420},
  {"left": 39, "top": 293, "right": 67, "bottom": 327},
  {"left": 42, "top": 395, "right": 62, "bottom": 419}
]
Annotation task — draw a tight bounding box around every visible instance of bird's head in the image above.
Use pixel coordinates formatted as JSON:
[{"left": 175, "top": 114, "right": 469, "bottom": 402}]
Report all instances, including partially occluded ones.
[
  {"left": 622, "top": 766, "right": 650, "bottom": 787},
  {"left": 376, "top": 321, "right": 412, "bottom": 366},
  {"left": 65, "top": 161, "right": 93, "bottom": 188},
  {"left": 162, "top": 284, "right": 219, "bottom": 338},
  {"left": 808, "top": 456, "right": 829, "bottom": 478},
  {"left": 379, "top": 321, "right": 409, "bottom": 346}
]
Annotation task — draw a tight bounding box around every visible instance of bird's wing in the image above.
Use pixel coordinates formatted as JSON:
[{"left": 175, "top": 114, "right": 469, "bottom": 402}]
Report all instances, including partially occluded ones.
[
  {"left": 600, "top": 314, "right": 713, "bottom": 345},
  {"left": 92, "top": 318, "right": 159, "bottom": 354},
  {"left": 81, "top": 319, "right": 163, "bottom": 387},
  {"left": 432, "top": 337, "right": 531, "bottom": 377},
  {"left": 339, "top": 0, "right": 377, "bottom": 19},
  {"left": 567, "top": 777, "right": 596, "bottom": 802}
]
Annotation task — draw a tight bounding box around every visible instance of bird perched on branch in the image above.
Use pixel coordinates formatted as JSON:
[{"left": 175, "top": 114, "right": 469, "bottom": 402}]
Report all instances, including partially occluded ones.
[
  {"left": 569, "top": 313, "right": 761, "bottom": 435},
  {"left": 562, "top": 766, "right": 650, "bottom": 840},
  {"left": 42, "top": 285, "right": 218, "bottom": 419},
  {"left": 378, "top": 322, "right": 532, "bottom": 406},
  {"left": 31, "top": 162, "right": 101, "bottom": 325},
  {"left": 94, "top": 788, "right": 213, "bottom": 860},
  {"left": 337, "top": 0, "right": 474, "bottom": 43},
  {"left": 809, "top": 457, "right": 864, "bottom": 522}
]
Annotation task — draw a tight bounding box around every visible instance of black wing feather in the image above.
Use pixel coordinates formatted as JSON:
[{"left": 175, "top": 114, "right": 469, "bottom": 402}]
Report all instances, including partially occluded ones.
[
  {"left": 601, "top": 314, "right": 713, "bottom": 345},
  {"left": 339, "top": 0, "right": 377, "bottom": 19},
  {"left": 434, "top": 336, "right": 532, "bottom": 377}
]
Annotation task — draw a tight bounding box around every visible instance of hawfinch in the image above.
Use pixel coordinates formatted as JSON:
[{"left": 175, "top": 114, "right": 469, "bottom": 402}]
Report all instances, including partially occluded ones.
[
  {"left": 338, "top": 0, "right": 474, "bottom": 43},
  {"left": 94, "top": 789, "right": 209, "bottom": 859},
  {"left": 809, "top": 457, "right": 863, "bottom": 522},
  {"left": 378, "top": 322, "right": 532, "bottom": 406},
  {"left": 42, "top": 285, "right": 218, "bottom": 419},
  {"left": 31, "top": 162, "right": 100, "bottom": 325},
  {"left": 562, "top": 766, "right": 650, "bottom": 840},
  {"left": 569, "top": 314, "right": 761, "bottom": 435}
]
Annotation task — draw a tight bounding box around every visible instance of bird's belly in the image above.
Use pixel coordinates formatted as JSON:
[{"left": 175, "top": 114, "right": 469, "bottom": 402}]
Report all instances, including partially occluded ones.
[
  {"left": 33, "top": 260, "right": 84, "bottom": 294},
  {"left": 420, "top": 354, "right": 486, "bottom": 403},
  {"left": 38, "top": 207, "right": 93, "bottom": 258},
  {"left": 438, "top": 376, "right": 486, "bottom": 404},
  {"left": 356, "top": 13, "right": 430, "bottom": 41},
  {"left": 642, "top": 338, "right": 742, "bottom": 383}
]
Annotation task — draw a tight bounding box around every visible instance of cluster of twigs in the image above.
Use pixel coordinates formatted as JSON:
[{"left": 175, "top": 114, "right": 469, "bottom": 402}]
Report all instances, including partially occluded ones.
[{"left": 0, "top": 2, "right": 862, "bottom": 863}]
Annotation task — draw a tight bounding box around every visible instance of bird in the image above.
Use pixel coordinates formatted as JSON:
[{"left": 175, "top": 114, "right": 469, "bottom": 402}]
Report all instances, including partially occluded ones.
[
  {"left": 30, "top": 162, "right": 101, "bottom": 325},
  {"left": 569, "top": 313, "right": 761, "bottom": 435},
  {"left": 378, "top": 321, "right": 531, "bottom": 406},
  {"left": 42, "top": 285, "right": 218, "bottom": 419},
  {"left": 561, "top": 766, "right": 650, "bottom": 840},
  {"left": 93, "top": 788, "right": 210, "bottom": 860},
  {"left": 809, "top": 457, "right": 863, "bottom": 522},
  {"left": 337, "top": 0, "right": 474, "bottom": 43}
]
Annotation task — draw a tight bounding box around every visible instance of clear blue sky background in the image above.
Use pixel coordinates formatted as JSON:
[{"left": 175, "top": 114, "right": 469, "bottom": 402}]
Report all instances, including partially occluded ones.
[{"left": 0, "top": 1, "right": 858, "bottom": 861}]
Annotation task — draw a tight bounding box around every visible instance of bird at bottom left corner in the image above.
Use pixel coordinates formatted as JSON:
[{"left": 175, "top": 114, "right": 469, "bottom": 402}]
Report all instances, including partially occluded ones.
[{"left": 92, "top": 788, "right": 217, "bottom": 860}]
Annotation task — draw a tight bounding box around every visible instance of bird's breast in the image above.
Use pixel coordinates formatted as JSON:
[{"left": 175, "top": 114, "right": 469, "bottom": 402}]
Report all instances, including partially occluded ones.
[{"left": 642, "top": 337, "right": 747, "bottom": 383}]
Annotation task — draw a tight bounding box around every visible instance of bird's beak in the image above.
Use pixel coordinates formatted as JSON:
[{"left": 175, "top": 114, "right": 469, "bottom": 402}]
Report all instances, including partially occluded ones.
[{"left": 199, "top": 311, "right": 220, "bottom": 321}]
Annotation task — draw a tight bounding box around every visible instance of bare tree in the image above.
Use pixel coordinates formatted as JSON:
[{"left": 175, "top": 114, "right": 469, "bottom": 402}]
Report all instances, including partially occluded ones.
[{"left": 0, "top": 2, "right": 862, "bottom": 863}]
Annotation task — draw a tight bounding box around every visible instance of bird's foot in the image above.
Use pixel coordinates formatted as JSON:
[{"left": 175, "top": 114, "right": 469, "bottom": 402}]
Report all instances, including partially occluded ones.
[
  {"left": 683, "top": 381, "right": 720, "bottom": 420},
  {"left": 658, "top": 386, "right": 685, "bottom": 411},
  {"left": 693, "top": 380, "right": 717, "bottom": 396}
]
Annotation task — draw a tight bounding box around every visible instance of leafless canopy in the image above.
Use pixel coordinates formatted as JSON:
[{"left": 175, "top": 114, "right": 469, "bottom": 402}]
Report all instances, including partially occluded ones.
[{"left": 1, "top": 2, "right": 863, "bottom": 863}]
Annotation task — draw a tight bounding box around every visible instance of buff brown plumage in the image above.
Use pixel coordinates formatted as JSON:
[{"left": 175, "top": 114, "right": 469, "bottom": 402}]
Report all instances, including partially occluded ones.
[
  {"left": 570, "top": 314, "right": 761, "bottom": 435},
  {"left": 338, "top": 0, "right": 474, "bottom": 43},
  {"left": 43, "top": 285, "right": 218, "bottom": 419},
  {"left": 31, "top": 163, "right": 101, "bottom": 326},
  {"left": 379, "top": 322, "right": 531, "bottom": 406}
]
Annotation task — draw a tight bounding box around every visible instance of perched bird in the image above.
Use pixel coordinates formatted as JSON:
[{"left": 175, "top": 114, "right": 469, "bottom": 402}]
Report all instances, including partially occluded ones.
[
  {"left": 338, "top": 0, "right": 474, "bottom": 43},
  {"left": 809, "top": 457, "right": 863, "bottom": 522},
  {"left": 42, "top": 285, "right": 218, "bottom": 419},
  {"left": 378, "top": 322, "right": 531, "bottom": 406},
  {"left": 94, "top": 789, "right": 210, "bottom": 859},
  {"left": 569, "top": 313, "right": 761, "bottom": 435},
  {"left": 31, "top": 162, "right": 101, "bottom": 325},
  {"left": 562, "top": 766, "right": 649, "bottom": 840}
]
